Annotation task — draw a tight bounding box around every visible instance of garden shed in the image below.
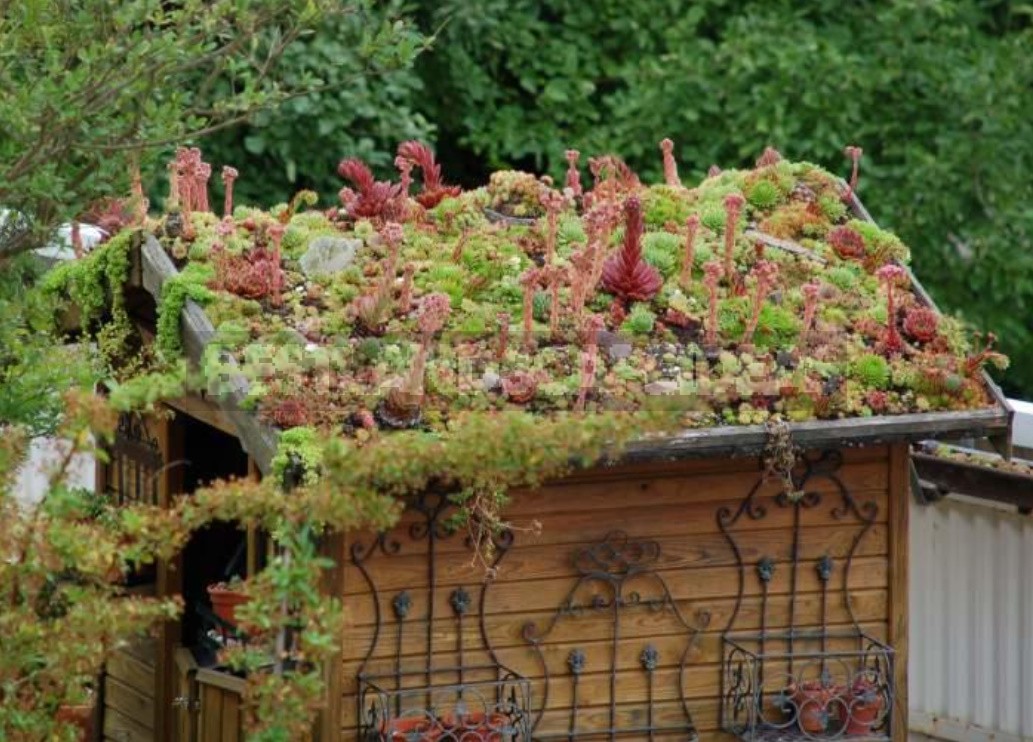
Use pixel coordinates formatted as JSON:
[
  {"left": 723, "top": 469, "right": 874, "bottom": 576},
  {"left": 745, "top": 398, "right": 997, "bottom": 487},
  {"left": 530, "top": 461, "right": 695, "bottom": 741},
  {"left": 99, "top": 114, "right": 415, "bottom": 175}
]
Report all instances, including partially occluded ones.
[{"left": 56, "top": 143, "right": 1012, "bottom": 742}]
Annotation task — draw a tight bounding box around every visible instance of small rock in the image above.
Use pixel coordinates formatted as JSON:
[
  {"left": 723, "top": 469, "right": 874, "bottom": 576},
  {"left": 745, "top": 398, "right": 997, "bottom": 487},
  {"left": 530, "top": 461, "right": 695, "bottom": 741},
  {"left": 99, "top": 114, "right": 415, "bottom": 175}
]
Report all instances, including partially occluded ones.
[
  {"left": 299, "top": 236, "right": 360, "bottom": 277},
  {"left": 481, "top": 371, "right": 502, "bottom": 392},
  {"left": 644, "top": 380, "right": 679, "bottom": 396}
]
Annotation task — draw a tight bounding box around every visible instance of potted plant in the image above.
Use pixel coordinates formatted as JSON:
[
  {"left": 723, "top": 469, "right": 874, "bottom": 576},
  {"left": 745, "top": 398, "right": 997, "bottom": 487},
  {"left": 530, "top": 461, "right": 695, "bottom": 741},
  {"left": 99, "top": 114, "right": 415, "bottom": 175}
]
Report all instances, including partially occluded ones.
[
  {"left": 207, "top": 576, "right": 250, "bottom": 628},
  {"left": 846, "top": 674, "right": 886, "bottom": 736},
  {"left": 790, "top": 679, "right": 843, "bottom": 735}
]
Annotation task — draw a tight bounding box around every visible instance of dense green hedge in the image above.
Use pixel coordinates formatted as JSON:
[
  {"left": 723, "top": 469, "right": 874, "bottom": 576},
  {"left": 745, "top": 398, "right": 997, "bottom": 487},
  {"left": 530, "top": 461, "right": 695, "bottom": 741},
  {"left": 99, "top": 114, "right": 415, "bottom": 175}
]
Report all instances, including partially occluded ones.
[{"left": 205, "top": 0, "right": 1033, "bottom": 396}]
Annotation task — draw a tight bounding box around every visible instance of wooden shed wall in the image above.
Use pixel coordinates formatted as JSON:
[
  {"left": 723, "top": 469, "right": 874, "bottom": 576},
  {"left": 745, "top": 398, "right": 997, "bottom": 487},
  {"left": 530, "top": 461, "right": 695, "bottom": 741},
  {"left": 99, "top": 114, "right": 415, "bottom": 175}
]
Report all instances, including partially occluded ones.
[{"left": 337, "top": 444, "right": 908, "bottom": 741}]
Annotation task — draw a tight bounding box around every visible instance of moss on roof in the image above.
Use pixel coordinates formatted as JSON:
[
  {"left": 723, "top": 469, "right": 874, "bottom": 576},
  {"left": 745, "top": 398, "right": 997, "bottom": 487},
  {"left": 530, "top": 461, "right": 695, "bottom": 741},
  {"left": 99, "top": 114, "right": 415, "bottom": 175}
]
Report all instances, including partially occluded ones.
[{"left": 54, "top": 145, "right": 1010, "bottom": 440}]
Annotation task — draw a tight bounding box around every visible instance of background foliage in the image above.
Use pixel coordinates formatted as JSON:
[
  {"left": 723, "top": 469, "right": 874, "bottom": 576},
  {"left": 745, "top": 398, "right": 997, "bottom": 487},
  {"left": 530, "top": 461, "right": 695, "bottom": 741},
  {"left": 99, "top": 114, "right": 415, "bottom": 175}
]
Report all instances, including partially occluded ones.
[{"left": 213, "top": 0, "right": 1033, "bottom": 395}]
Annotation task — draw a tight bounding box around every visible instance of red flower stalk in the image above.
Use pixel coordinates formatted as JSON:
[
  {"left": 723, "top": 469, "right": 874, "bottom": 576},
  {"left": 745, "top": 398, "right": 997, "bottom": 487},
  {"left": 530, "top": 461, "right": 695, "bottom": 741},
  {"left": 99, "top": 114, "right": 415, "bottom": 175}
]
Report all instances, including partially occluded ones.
[
  {"left": 197, "top": 162, "right": 212, "bottom": 212},
  {"left": 903, "top": 306, "right": 939, "bottom": 343},
  {"left": 964, "top": 332, "right": 1007, "bottom": 376},
  {"left": 707, "top": 164, "right": 722, "bottom": 178},
  {"left": 496, "top": 312, "right": 510, "bottom": 360},
  {"left": 703, "top": 261, "right": 723, "bottom": 347},
  {"left": 722, "top": 193, "right": 746, "bottom": 281},
  {"left": 584, "top": 199, "right": 621, "bottom": 287},
  {"left": 221, "top": 166, "right": 238, "bottom": 219},
  {"left": 267, "top": 222, "right": 285, "bottom": 307},
  {"left": 540, "top": 264, "right": 567, "bottom": 339},
  {"left": 828, "top": 225, "right": 865, "bottom": 260},
  {"left": 576, "top": 314, "right": 605, "bottom": 412},
  {"left": 802, "top": 280, "right": 821, "bottom": 338},
  {"left": 741, "top": 260, "right": 779, "bottom": 345},
  {"left": 659, "top": 138, "right": 681, "bottom": 187},
  {"left": 843, "top": 145, "right": 863, "bottom": 202},
  {"left": 396, "top": 141, "right": 460, "bottom": 209},
  {"left": 390, "top": 292, "right": 450, "bottom": 416},
  {"left": 398, "top": 262, "right": 416, "bottom": 314},
  {"left": 520, "top": 267, "right": 541, "bottom": 351},
  {"left": 540, "top": 189, "right": 567, "bottom": 263},
  {"left": 569, "top": 246, "right": 595, "bottom": 320},
  {"left": 337, "top": 158, "right": 404, "bottom": 220},
  {"left": 565, "top": 149, "right": 582, "bottom": 197},
  {"left": 681, "top": 214, "right": 700, "bottom": 289},
  {"left": 394, "top": 155, "right": 413, "bottom": 195},
  {"left": 876, "top": 263, "right": 907, "bottom": 354},
  {"left": 601, "top": 197, "right": 663, "bottom": 303},
  {"left": 755, "top": 147, "right": 783, "bottom": 168}
]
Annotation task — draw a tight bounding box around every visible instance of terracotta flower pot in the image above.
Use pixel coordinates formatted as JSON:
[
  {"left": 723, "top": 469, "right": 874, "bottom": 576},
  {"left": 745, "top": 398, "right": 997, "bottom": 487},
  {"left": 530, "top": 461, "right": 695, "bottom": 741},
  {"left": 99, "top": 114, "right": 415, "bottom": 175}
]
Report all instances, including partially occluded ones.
[
  {"left": 791, "top": 681, "right": 839, "bottom": 735},
  {"left": 207, "top": 583, "right": 251, "bottom": 628},
  {"left": 846, "top": 679, "right": 885, "bottom": 736},
  {"left": 440, "top": 711, "right": 509, "bottom": 741},
  {"left": 384, "top": 716, "right": 442, "bottom": 741},
  {"left": 55, "top": 703, "right": 94, "bottom": 741}
]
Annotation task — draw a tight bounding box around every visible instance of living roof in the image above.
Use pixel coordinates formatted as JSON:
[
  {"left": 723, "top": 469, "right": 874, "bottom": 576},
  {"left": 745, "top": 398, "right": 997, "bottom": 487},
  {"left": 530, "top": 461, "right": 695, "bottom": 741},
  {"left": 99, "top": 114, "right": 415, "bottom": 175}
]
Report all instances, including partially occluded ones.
[{"left": 50, "top": 143, "right": 1012, "bottom": 473}]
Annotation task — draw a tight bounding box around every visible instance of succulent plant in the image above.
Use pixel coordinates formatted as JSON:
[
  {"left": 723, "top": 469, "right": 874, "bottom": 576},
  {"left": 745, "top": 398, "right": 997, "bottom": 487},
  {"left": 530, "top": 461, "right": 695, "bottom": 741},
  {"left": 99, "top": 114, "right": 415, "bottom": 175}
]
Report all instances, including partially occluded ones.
[
  {"left": 601, "top": 197, "right": 663, "bottom": 303},
  {"left": 903, "top": 306, "right": 939, "bottom": 343}
]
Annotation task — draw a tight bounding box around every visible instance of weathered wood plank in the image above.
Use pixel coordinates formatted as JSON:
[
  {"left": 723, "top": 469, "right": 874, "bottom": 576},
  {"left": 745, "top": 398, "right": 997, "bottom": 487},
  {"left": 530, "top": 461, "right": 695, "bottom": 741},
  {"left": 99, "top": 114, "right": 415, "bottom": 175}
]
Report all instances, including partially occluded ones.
[
  {"left": 103, "top": 705, "right": 154, "bottom": 742},
  {"left": 136, "top": 236, "right": 279, "bottom": 473},
  {"left": 888, "top": 443, "right": 909, "bottom": 742},
  {"left": 104, "top": 677, "right": 154, "bottom": 731},
  {"left": 106, "top": 651, "right": 155, "bottom": 696},
  {"left": 201, "top": 684, "right": 224, "bottom": 741},
  {"left": 342, "top": 522, "right": 888, "bottom": 597}
]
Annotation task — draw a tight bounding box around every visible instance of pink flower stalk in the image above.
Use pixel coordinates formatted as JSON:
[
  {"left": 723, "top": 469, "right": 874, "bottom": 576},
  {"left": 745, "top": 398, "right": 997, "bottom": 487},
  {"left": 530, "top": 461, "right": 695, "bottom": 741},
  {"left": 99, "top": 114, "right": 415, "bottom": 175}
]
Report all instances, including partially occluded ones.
[
  {"left": 565, "top": 149, "right": 582, "bottom": 197},
  {"left": 707, "top": 164, "right": 722, "bottom": 178},
  {"left": 197, "top": 162, "right": 212, "bottom": 212},
  {"left": 843, "top": 145, "right": 863, "bottom": 202},
  {"left": 267, "top": 222, "right": 285, "bottom": 306},
  {"left": 681, "top": 214, "right": 700, "bottom": 289},
  {"left": 601, "top": 197, "right": 663, "bottom": 302},
  {"left": 540, "top": 189, "right": 566, "bottom": 263},
  {"left": 741, "top": 260, "right": 779, "bottom": 345},
  {"left": 394, "top": 155, "right": 413, "bottom": 195},
  {"left": 755, "top": 147, "right": 783, "bottom": 168},
  {"left": 396, "top": 292, "right": 451, "bottom": 410},
  {"left": 398, "top": 262, "right": 416, "bottom": 314},
  {"left": 876, "top": 263, "right": 907, "bottom": 354},
  {"left": 541, "top": 264, "right": 567, "bottom": 339},
  {"left": 576, "top": 314, "right": 605, "bottom": 412},
  {"left": 659, "top": 138, "right": 681, "bottom": 187},
  {"left": 703, "top": 261, "right": 724, "bottom": 347},
  {"left": 802, "top": 280, "right": 821, "bottom": 338},
  {"left": 722, "top": 193, "right": 746, "bottom": 281},
  {"left": 396, "top": 141, "right": 460, "bottom": 209},
  {"left": 569, "top": 246, "right": 595, "bottom": 320},
  {"left": 496, "top": 312, "right": 510, "bottom": 360},
  {"left": 520, "top": 267, "right": 541, "bottom": 351},
  {"left": 221, "top": 166, "right": 238, "bottom": 219}
]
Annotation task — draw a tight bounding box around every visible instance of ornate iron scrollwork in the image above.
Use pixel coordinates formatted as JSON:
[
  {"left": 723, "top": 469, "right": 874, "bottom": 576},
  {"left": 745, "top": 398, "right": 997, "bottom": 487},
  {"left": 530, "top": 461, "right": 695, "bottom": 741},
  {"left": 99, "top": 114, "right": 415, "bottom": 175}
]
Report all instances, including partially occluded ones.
[
  {"left": 351, "top": 490, "right": 532, "bottom": 741},
  {"left": 522, "top": 530, "right": 710, "bottom": 739},
  {"left": 718, "top": 450, "right": 895, "bottom": 742},
  {"left": 104, "top": 412, "right": 163, "bottom": 506}
]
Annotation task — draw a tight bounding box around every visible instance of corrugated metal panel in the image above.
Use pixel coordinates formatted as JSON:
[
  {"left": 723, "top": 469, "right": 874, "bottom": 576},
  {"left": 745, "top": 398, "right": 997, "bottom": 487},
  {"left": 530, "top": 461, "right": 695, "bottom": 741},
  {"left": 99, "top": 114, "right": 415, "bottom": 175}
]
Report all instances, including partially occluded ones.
[{"left": 910, "top": 494, "right": 1033, "bottom": 741}]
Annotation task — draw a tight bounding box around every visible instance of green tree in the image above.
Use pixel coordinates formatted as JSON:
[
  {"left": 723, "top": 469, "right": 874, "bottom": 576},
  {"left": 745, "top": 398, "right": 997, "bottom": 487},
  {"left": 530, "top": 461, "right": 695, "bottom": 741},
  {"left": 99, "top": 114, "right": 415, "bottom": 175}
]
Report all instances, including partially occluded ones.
[
  {"left": 0, "top": 0, "right": 423, "bottom": 258},
  {"left": 409, "top": 0, "right": 1033, "bottom": 395}
]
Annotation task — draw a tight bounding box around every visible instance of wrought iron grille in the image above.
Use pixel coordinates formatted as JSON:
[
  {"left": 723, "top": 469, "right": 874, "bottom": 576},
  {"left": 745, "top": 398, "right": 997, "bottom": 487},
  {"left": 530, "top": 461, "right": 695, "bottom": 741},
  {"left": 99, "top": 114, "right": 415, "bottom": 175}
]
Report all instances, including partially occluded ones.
[
  {"left": 103, "top": 412, "right": 163, "bottom": 506},
  {"left": 521, "top": 531, "right": 711, "bottom": 739},
  {"left": 718, "top": 450, "right": 895, "bottom": 741},
  {"left": 351, "top": 490, "right": 532, "bottom": 741}
]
